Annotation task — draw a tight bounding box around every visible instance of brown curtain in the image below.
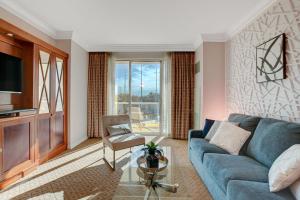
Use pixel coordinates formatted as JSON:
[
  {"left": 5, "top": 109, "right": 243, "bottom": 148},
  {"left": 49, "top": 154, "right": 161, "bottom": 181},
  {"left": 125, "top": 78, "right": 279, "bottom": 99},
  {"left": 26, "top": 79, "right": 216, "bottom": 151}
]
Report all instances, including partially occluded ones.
[
  {"left": 87, "top": 52, "right": 109, "bottom": 138},
  {"left": 171, "top": 52, "right": 195, "bottom": 139}
]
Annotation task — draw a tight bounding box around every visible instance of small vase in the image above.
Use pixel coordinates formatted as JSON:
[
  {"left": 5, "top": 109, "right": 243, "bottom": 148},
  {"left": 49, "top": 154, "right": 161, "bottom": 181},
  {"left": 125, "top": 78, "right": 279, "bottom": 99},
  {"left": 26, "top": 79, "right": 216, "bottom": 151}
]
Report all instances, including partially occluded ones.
[{"left": 146, "top": 150, "right": 159, "bottom": 168}]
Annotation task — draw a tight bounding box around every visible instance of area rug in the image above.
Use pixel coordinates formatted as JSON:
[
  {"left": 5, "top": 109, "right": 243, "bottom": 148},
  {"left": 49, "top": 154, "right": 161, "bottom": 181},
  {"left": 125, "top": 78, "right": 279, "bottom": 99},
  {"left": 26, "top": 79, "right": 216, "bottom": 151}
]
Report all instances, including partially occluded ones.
[{"left": 0, "top": 136, "right": 211, "bottom": 200}]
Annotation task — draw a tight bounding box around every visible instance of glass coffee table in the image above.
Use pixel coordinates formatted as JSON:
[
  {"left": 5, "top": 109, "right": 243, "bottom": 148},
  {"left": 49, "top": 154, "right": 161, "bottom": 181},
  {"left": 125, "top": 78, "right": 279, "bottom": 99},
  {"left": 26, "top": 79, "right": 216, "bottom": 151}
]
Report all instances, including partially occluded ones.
[{"left": 113, "top": 146, "right": 192, "bottom": 200}]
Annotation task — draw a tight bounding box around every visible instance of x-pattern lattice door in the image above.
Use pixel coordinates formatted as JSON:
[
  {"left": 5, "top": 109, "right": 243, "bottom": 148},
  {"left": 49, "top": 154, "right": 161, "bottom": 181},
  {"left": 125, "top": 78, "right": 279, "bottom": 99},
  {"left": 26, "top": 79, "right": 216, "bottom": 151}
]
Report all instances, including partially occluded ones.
[
  {"left": 55, "top": 57, "right": 64, "bottom": 112},
  {"left": 38, "top": 51, "right": 51, "bottom": 114}
]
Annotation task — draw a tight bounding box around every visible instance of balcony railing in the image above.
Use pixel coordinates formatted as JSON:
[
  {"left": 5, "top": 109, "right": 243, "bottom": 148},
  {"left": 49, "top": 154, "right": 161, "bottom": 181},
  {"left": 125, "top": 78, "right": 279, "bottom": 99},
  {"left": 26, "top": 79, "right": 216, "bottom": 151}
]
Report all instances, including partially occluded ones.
[{"left": 116, "top": 102, "right": 160, "bottom": 133}]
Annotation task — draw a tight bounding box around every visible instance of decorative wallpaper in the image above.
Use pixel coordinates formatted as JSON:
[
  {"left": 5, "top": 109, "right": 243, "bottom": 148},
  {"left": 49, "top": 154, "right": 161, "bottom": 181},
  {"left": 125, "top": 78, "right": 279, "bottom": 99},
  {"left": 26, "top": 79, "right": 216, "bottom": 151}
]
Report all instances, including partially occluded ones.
[{"left": 226, "top": 0, "right": 300, "bottom": 122}]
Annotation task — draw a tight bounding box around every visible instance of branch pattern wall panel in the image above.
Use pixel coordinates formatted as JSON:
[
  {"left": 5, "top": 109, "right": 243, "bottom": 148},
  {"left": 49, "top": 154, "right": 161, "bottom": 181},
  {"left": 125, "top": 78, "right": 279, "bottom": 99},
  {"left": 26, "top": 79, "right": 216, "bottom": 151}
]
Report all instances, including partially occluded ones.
[{"left": 226, "top": 0, "right": 300, "bottom": 122}]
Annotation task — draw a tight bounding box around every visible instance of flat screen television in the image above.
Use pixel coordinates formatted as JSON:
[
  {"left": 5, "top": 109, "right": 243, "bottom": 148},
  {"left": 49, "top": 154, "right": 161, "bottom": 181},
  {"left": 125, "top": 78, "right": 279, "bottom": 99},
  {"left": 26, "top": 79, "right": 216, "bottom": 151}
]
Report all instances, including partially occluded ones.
[{"left": 0, "top": 52, "right": 23, "bottom": 93}]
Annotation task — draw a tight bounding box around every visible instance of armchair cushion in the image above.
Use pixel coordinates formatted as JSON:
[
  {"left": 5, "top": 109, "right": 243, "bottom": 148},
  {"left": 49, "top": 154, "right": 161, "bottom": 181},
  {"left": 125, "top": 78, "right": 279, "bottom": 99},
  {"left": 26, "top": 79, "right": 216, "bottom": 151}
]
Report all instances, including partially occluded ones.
[{"left": 104, "top": 133, "right": 145, "bottom": 151}]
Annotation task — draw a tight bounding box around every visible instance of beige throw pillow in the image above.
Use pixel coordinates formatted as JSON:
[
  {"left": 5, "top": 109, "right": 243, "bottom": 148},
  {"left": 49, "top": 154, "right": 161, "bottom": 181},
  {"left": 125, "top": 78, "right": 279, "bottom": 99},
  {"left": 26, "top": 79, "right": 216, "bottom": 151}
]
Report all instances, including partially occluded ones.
[
  {"left": 291, "top": 179, "right": 300, "bottom": 200},
  {"left": 209, "top": 121, "right": 251, "bottom": 155},
  {"left": 205, "top": 121, "right": 240, "bottom": 140},
  {"left": 269, "top": 144, "right": 300, "bottom": 192},
  {"left": 106, "top": 124, "right": 131, "bottom": 136}
]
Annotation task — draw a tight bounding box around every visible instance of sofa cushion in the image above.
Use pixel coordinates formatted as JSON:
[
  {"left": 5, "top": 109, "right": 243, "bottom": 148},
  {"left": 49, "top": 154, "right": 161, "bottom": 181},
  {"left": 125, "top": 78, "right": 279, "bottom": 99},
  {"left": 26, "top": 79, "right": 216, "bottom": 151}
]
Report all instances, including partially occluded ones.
[
  {"left": 203, "top": 153, "right": 269, "bottom": 193},
  {"left": 227, "top": 180, "right": 295, "bottom": 200},
  {"left": 247, "top": 118, "right": 300, "bottom": 168},
  {"left": 228, "top": 113, "right": 261, "bottom": 154},
  {"left": 228, "top": 113, "right": 261, "bottom": 133},
  {"left": 189, "top": 138, "right": 228, "bottom": 161}
]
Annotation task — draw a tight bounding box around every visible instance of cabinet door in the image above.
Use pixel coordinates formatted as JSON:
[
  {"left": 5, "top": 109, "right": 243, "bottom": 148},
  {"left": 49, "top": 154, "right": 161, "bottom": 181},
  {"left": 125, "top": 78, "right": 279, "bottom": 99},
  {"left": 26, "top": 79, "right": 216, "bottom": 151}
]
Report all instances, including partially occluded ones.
[
  {"left": 37, "top": 48, "right": 52, "bottom": 159},
  {"left": 36, "top": 48, "right": 67, "bottom": 161},
  {"left": 52, "top": 56, "right": 66, "bottom": 148},
  {"left": 0, "top": 117, "right": 35, "bottom": 181}
]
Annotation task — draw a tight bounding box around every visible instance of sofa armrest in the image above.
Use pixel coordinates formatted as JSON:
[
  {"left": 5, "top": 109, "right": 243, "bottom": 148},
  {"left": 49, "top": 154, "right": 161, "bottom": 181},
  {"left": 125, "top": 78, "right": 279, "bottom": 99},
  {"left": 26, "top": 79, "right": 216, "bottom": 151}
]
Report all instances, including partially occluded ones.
[{"left": 188, "top": 129, "right": 205, "bottom": 140}]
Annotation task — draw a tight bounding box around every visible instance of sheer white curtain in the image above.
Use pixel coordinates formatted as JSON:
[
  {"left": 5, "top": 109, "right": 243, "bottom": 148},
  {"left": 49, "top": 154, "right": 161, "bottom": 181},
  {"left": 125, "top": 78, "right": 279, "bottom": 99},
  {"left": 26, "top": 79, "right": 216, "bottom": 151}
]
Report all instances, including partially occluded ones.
[
  {"left": 160, "top": 54, "right": 172, "bottom": 136},
  {"left": 107, "top": 56, "right": 116, "bottom": 115}
]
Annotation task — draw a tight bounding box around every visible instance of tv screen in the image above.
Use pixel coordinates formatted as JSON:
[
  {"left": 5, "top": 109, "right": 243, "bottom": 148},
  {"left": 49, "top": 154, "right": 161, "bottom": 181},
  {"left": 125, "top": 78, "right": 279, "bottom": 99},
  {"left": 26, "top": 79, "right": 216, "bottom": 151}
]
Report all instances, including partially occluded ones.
[{"left": 0, "top": 52, "right": 23, "bottom": 93}]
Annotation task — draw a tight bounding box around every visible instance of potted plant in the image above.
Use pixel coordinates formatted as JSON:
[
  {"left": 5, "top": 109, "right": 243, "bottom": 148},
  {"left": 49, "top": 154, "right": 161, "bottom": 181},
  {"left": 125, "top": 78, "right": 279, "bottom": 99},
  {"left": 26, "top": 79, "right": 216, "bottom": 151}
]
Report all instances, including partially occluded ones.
[{"left": 144, "top": 141, "right": 162, "bottom": 168}]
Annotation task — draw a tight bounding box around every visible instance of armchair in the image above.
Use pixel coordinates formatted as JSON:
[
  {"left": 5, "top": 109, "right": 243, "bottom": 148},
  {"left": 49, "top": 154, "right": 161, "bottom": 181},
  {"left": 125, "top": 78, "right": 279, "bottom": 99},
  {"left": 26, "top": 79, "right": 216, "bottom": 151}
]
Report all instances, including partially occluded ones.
[{"left": 102, "top": 114, "right": 145, "bottom": 170}]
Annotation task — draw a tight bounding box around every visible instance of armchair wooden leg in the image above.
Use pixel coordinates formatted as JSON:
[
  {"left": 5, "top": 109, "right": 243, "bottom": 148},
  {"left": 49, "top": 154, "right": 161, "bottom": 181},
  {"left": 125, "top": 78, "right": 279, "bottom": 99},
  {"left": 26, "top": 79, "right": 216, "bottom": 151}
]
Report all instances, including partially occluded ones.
[{"left": 130, "top": 147, "right": 132, "bottom": 153}]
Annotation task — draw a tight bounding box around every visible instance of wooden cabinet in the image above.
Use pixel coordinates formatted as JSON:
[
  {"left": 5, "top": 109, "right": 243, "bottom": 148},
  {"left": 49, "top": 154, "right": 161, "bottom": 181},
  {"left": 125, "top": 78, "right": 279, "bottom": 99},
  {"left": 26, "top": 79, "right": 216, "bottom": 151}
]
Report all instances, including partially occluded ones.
[
  {"left": 0, "top": 116, "right": 36, "bottom": 185},
  {"left": 36, "top": 47, "right": 67, "bottom": 163},
  {"left": 0, "top": 19, "right": 69, "bottom": 188}
]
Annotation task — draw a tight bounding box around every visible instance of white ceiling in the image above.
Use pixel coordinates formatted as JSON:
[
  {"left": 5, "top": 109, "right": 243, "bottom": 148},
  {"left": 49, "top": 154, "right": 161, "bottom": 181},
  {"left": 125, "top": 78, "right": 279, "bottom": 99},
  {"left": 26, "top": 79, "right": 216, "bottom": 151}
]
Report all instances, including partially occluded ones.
[{"left": 0, "top": 0, "right": 274, "bottom": 51}]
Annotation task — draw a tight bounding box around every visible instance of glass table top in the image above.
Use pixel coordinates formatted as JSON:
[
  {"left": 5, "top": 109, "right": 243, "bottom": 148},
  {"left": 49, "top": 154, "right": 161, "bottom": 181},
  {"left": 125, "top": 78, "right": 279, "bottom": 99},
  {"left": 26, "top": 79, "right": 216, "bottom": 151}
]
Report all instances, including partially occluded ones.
[{"left": 113, "top": 146, "right": 192, "bottom": 200}]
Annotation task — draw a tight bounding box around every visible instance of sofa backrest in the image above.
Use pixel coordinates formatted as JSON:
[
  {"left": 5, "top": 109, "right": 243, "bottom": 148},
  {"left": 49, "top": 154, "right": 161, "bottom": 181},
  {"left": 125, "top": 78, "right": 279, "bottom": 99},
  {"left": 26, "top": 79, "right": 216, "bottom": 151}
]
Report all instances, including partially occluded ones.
[
  {"left": 247, "top": 118, "right": 300, "bottom": 168},
  {"left": 228, "top": 113, "right": 261, "bottom": 154}
]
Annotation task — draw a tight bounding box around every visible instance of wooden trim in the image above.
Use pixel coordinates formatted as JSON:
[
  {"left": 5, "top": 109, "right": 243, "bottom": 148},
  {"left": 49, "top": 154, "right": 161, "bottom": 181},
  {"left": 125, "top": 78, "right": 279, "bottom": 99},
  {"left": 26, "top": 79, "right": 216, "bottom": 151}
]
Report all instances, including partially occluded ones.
[
  {"left": 0, "top": 173, "right": 22, "bottom": 189},
  {"left": 0, "top": 164, "right": 37, "bottom": 189},
  {"left": 2, "top": 160, "right": 33, "bottom": 179},
  {"left": 0, "top": 123, "right": 3, "bottom": 179},
  {"left": 32, "top": 44, "right": 39, "bottom": 108},
  {"left": 54, "top": 53, "right": 69, "bottom": 148},
  {"left": 64, "top": 56, "right": 68, "bottom": 148},
  {"left": 0, "top": 19, "right": 68, "bottom": 58},
  {"left": 37, "top": 143, "right": 67, "bottom": 164},
  {"left": 0, "top": 37, "right": 22, "bottom": 58},
  {"left": 0, "top": 34, "right": 23, "bottom": 49},
  {"left": 0, "top": 115, "right": 34, "bottom": 123}
]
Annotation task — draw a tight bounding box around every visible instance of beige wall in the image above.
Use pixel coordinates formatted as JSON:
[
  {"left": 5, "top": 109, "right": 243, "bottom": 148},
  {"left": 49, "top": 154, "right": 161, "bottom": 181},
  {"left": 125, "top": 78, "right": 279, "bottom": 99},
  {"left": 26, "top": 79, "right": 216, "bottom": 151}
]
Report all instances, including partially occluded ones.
[
  {"left": 226, "top": 0, "right": 300, "bottom": 122},
  {"left": 69, "top": 41, "right": 88, "bottom": 148},
  {"left": 195, "top": 42, "right": 226, "bottom": 128},
  {"left": 202, "top": 42, "right": 226, "bottom": 125}
]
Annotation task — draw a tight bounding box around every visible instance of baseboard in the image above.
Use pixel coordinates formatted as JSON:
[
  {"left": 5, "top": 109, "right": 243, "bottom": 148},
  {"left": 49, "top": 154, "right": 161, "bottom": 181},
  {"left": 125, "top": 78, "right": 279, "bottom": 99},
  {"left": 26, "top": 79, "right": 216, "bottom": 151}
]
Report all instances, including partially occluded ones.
[{"left": 69, "top": 135, "right": 88, "bottom": 149}]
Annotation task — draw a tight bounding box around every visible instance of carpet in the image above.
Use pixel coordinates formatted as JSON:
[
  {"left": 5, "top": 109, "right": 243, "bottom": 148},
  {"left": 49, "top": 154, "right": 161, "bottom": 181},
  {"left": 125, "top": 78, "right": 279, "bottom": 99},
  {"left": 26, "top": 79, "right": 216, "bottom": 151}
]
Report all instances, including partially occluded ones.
[{"left": 0, "top": 136, "right": 212, "bottom": 200}]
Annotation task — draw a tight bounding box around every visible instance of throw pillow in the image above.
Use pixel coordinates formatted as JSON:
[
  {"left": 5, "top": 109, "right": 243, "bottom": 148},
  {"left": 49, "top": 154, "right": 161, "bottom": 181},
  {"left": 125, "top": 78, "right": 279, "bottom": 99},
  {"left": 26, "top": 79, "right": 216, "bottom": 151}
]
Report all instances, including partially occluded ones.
[
  {"left": 291, "top": 179, "right": 300, "bottom": 200},
  {"left": 209, "top": 121, "right": 251, "bottom": 155},
  {"left": 269, "top": 144, "right": 300, "bottom": 192},
  {"left": 205, "top": 120, "right": 240, "bottom": 140},
  {"left": 107, "top": 124, "right": 131, "bottom": 136},
  {"left": 203, "top": 119, "right": 215, "bottom": 136}
]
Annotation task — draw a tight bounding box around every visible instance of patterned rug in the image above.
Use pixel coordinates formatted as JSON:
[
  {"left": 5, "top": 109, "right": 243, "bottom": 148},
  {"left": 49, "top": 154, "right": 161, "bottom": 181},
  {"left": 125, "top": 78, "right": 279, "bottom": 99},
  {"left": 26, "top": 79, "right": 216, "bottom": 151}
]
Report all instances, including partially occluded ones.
[{"left": 0, "top": 136, "right": 212, "bottom": 200}]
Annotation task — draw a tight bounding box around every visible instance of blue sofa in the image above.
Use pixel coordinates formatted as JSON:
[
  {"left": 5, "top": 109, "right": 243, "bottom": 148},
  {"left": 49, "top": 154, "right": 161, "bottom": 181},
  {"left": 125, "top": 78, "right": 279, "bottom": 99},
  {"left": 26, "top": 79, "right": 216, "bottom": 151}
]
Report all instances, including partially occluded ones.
[{"left": 188, "top": 113, "right": 300, "bottom": 200}]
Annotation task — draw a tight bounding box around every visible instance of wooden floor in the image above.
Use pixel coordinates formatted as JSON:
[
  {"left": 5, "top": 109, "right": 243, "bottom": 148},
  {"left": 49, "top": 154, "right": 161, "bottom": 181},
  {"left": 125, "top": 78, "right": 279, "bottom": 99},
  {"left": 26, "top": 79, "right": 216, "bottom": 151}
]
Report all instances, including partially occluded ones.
[{"left": 0, "top": 136, "right": 212, "bottom": 200}]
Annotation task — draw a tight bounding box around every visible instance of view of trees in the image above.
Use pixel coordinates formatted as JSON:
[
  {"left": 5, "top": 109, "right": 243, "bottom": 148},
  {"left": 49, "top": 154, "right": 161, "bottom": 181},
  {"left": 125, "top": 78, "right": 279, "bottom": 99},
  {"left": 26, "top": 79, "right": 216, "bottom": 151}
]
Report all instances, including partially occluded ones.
[{"left": 117, "top": 92, "right": 160, "bottom": 102}]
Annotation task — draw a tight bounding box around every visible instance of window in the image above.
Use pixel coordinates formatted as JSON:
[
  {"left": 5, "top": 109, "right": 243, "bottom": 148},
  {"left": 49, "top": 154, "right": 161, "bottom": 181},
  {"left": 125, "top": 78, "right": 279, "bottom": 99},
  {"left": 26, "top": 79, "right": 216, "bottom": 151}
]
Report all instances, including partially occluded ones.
[{"left": 114, "top": 61, "right": 161, "bottom": 134}]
